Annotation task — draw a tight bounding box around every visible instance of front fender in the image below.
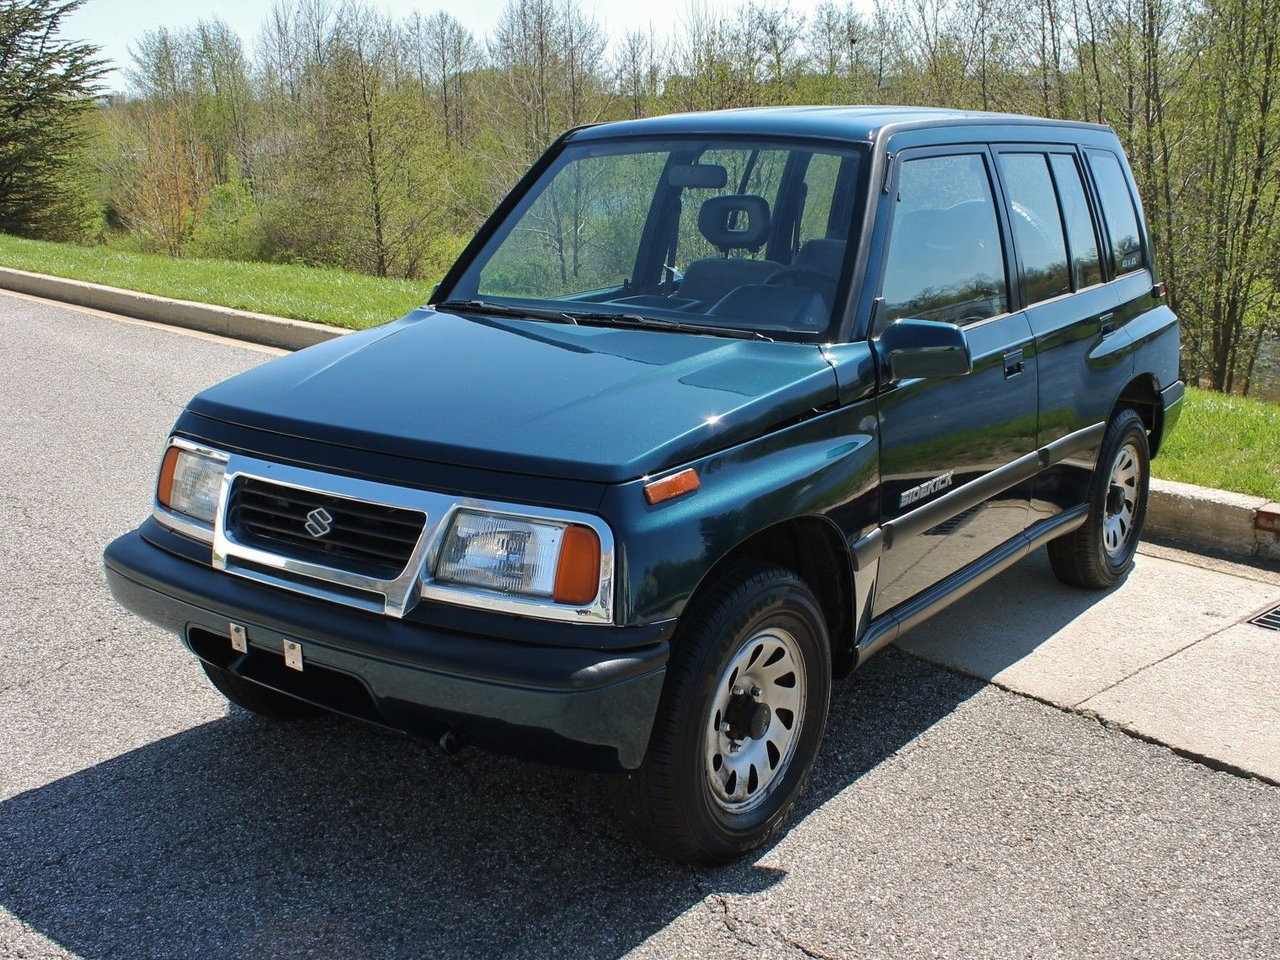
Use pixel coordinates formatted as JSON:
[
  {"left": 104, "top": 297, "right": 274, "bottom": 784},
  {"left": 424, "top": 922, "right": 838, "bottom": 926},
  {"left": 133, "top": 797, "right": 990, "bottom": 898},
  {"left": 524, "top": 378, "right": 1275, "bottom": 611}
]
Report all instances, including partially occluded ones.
[{"left": 602, "top": 401, "right": 881, "bottom": 625}]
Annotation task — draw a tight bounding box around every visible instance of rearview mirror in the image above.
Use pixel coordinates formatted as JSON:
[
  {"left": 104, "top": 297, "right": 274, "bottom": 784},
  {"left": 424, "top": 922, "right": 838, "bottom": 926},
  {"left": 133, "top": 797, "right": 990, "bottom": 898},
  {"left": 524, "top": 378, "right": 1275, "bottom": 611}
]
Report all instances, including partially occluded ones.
[
  {"left": 667, "top": 163, "right": 729, "bottom": 189},
  {"left": 876, "top": 318, "right": 973, "bottom": 380}
]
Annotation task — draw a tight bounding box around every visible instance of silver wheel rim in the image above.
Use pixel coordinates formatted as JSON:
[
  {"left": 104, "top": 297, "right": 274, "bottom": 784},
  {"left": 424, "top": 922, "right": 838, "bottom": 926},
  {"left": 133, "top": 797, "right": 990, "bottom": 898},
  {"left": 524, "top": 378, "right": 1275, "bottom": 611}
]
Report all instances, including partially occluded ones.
[
  {"left": 704, "top": 626, "right": 807, "bottom": 815},
  {"left": 1103, "top": 440, "right": 1141, "bottom": 560}
]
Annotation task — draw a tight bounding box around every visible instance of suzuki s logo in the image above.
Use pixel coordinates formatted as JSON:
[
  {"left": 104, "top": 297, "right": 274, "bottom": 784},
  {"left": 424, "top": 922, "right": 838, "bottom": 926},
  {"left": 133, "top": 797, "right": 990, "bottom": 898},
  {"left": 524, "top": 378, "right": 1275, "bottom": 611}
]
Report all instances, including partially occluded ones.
[
  {"left": 304, "top": 507, "right": 334, "bottom": 538},
  {"left": 899, "top": 470, "right": 954, "bottom": 508}
]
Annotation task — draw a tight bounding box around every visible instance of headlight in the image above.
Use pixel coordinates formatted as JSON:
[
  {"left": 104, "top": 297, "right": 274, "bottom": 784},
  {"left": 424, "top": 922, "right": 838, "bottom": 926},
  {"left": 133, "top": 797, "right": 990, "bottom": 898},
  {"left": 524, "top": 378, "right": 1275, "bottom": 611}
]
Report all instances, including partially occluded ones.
[
  {"left": 156, "top": 443, "right": 227, "bottom": 525},
  {"left": 435, "top": 509, "right": 601, "bottom": 605}
]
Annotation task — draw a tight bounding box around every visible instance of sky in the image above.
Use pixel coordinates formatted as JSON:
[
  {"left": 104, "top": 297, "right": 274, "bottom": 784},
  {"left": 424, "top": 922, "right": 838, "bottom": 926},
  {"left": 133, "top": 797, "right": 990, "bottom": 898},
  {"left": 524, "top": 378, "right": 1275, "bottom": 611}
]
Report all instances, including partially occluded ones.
[{"left": 64, "top": 0, "right": 863, "bottom": 92}]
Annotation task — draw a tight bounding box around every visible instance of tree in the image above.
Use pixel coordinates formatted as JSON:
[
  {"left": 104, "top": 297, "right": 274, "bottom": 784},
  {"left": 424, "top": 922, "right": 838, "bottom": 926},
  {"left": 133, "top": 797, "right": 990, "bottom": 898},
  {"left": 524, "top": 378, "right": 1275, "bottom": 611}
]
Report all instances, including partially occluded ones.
[
  {"left": 614, "top": 28, "right": 664, "bottom": 119},
  {"left": 482, "top": 0, "right": 609, "bottom": 192},
  {"left": 0, "top": 0, "right": 107, "bottom": 239},
  {"left": 405, "top": 10, "right": 479, "bottom": 147},
  {"left": 106, "top": 102, "right": 212, "bottom": 256}
]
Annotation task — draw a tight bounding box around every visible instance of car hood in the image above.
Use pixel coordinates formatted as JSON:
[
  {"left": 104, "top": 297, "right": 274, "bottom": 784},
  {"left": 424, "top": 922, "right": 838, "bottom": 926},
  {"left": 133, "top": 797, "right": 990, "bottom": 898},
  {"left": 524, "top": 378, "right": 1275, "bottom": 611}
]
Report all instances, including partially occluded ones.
[{"left": 186, "top": 309, "right": 840, "bottom": 483}]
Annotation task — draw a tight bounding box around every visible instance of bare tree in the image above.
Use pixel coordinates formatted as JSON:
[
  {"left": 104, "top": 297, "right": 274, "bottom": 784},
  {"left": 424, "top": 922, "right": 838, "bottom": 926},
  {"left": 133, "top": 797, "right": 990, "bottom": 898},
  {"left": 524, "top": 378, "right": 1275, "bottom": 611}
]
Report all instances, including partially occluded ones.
[
  {"left": 406, "top": 11, "right": 478, "bottom": 147},
  {"left": 614, "top": 27, "right": 665, "bottom": 119}
]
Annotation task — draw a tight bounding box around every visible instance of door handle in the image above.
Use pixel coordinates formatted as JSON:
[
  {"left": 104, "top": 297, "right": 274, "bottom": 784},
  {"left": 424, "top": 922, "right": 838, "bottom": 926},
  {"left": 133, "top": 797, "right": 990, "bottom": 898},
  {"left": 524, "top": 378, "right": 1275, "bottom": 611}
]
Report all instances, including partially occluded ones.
[
  {"left": 1099, "top": 312, "right": 1116, "bottom": 337},
  {"left": 1003, "top": 348, "right": 1025, "bottom": 379}
]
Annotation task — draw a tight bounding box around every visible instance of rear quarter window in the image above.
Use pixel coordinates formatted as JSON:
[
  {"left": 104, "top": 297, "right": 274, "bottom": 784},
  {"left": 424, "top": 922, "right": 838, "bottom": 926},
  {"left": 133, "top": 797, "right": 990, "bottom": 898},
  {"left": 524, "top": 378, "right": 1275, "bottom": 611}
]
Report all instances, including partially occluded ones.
[{"left": 1086, "top": 149, "right": 1145, "bottom": 275}]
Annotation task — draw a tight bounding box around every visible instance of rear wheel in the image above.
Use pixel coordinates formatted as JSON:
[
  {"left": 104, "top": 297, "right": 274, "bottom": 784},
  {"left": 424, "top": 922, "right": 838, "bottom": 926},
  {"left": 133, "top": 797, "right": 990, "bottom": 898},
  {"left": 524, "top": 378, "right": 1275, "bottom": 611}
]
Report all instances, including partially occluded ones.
[
  {"left": 1049, "top": 408, "right": 1150, "bottom": 589},
  {"left": 615, "top": 563, "right": 831, "bottom": 864},
  {"left": 200, "top": 661, "right": 324, "bottom": 719}
]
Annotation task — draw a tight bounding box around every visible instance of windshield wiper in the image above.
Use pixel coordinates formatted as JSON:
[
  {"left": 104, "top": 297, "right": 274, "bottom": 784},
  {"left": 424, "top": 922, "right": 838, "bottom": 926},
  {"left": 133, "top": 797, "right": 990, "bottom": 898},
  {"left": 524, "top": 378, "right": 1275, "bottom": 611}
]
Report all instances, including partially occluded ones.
[
  {"left": 562, "top": 311, "right": 774, "bottom": 341},
  {"left": 434, "top": 299, "right": 576, "bottom": 323},
  {"left": 436, "top": 299, "right": 772, "bottom": 340}
]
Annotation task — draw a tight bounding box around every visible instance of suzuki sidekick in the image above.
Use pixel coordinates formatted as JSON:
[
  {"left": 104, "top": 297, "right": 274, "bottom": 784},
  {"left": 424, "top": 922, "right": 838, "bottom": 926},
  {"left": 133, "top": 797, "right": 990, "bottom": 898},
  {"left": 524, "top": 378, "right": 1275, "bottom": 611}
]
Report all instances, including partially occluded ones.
[{"left": 105, "top": 106, "right": 1183, "bottom": 863}]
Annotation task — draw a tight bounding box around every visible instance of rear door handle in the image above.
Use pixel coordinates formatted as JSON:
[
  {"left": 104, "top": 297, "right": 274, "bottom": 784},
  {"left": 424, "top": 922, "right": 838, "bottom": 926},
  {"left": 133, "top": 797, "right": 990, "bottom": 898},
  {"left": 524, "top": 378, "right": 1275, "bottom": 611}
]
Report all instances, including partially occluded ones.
[
  {"left": 1003, "top": 348, "right": 1025, "bottom": 379},
  {"left": 1099, "top": 312, "right": 1116, "bottom": 337}
]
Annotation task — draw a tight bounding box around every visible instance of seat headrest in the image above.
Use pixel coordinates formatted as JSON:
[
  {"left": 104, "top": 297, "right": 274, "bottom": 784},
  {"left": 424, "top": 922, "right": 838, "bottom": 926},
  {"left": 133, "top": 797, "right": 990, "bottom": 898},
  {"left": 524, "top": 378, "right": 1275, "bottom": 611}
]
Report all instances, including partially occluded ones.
[{"left": 698, "top": 195, "right": 771, "bottom": 253}]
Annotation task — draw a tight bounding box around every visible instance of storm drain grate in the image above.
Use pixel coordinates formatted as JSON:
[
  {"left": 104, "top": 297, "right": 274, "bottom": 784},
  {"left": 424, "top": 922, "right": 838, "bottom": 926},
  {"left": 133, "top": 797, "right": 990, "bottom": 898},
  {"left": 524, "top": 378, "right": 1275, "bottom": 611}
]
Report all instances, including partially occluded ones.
[{"left": 1249, "top": 605, "right": 1280, "bottom": 631}]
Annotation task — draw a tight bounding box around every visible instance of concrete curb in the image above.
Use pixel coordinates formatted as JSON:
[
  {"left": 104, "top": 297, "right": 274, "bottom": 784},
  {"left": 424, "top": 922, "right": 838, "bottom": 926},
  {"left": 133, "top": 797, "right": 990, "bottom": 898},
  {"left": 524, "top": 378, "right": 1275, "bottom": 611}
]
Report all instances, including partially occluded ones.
[
  {"left": 1146, "top": 477, "right": 1280, "bottom": 562},
  {"left": 0, "top": 265, "right": 347, "bottom": 351}
]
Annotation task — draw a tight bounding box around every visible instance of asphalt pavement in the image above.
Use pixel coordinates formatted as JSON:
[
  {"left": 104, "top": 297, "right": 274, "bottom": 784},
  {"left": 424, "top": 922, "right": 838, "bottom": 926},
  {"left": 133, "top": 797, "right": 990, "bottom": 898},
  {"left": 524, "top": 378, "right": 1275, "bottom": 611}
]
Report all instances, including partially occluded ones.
[{"left": 2, "top": 291, "right": 1278, "bottom": 960}]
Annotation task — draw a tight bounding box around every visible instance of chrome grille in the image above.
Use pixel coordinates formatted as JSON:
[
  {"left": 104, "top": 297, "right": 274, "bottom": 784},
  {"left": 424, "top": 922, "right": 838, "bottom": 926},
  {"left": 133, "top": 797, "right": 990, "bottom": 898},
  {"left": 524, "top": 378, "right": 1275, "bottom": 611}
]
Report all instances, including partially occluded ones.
[{"left": 227, "top": 477, "right": 425, "bottom": 579}]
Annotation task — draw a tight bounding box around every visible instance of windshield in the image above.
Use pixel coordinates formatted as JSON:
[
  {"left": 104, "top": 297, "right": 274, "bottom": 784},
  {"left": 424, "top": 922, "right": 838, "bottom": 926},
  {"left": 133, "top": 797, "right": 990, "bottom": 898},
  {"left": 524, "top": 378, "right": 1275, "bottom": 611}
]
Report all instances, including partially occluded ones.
[{"left": 445, "top": 137, "right": 868, "bottom": 339}]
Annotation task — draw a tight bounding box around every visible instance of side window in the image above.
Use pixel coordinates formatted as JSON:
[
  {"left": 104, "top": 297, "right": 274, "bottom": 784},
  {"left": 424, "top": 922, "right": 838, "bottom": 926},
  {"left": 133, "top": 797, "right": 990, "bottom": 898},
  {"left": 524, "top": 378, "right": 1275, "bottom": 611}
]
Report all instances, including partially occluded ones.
[
  {"left": 1086, "top": 149, "right": 1144, "bottom": 275},
  {"left": 880, "top": 153, "right": 1008, "bottom": 327},
  {"left": 1048, "top": 154, "right": 1103, "bottom": 288},
  {"left": 998, "top": 152, "right": 1070, "bottom": 305}
]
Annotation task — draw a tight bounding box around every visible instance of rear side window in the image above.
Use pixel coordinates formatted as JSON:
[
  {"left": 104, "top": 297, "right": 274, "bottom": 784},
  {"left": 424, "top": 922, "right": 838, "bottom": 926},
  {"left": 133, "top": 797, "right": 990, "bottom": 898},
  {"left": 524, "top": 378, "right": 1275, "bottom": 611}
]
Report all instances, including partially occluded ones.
[
  {"left": 1048, "top": 154, "right": 1103, "bottom": 289},
  {"left": 1086, "top": 150, "right": 1144, "bottom": 275},
  {"left": 881, "top": 154, "right": 1008, "bottom": 326},
  {"left": 998, "top": 153, "right": 1070, "bottom": 305}
]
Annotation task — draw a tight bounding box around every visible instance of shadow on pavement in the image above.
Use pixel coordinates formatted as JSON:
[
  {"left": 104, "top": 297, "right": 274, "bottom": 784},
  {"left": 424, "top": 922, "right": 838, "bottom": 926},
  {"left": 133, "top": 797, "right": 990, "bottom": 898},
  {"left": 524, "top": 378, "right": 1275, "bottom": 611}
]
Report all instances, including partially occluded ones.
[
  {"left": 895, "top": 550, "right": 1134, "bottom": 683},
  {"left": 0, "top": 649, "right": 985, "bottom": 960}
]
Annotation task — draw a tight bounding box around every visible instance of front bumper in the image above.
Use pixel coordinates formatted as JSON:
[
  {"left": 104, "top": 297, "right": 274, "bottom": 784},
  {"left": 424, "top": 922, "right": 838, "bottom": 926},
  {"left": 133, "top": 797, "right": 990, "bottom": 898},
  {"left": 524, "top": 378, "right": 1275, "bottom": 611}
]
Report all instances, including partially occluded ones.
[{"left": 103, "top": 526, "right": 668, "bottom": 770}]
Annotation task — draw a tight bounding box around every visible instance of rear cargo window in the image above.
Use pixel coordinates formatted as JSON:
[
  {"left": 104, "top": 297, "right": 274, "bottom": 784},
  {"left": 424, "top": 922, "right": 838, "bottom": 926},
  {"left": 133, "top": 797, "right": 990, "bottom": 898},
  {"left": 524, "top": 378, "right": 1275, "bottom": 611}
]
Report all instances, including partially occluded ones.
[{"left": 1086, "top": 150, "right": 1144, "bottom": 275}]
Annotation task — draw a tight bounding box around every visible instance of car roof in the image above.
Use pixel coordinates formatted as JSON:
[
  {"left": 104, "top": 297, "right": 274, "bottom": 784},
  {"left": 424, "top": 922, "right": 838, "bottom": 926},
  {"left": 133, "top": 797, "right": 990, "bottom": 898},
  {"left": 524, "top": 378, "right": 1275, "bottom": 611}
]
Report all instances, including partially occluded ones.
[{"left": 569, "top": 105, "right": 1112, "bottom": 147}]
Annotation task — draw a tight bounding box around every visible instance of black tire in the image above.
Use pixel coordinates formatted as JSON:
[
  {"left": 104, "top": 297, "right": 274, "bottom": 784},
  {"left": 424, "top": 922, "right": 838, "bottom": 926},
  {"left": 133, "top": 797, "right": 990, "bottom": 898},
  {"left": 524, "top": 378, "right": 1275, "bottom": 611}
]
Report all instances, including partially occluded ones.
[
  {"left": 200, "top": 661, "right": 324, "bottom": 720},
  {"left": 614, "top": 562, "right": 832, "bottom": 865},
  {"left": 1048, "top": 408, "right": 1150, "bottom": 589}
]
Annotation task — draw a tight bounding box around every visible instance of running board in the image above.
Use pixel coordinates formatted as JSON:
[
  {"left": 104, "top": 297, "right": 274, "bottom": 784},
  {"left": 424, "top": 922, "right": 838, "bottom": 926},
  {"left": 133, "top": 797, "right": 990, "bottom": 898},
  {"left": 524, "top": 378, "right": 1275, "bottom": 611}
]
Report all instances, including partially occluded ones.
[{"left": 856, "top": 504, "right": 1089, "bottom": 663}]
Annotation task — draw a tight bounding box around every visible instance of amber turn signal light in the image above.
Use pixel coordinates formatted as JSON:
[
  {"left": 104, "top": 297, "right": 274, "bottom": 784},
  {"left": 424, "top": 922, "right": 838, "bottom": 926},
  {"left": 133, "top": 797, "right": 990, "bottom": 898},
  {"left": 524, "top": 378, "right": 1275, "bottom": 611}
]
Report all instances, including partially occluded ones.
[
  {"left": 644, "top": 468, "right": 701, "bottom": 505},
  {"left": 553, "top": 524, "right": 601, "bottom": 605},
  {"left": 156, "top": 445, "right": 181, "bottom": 509}
]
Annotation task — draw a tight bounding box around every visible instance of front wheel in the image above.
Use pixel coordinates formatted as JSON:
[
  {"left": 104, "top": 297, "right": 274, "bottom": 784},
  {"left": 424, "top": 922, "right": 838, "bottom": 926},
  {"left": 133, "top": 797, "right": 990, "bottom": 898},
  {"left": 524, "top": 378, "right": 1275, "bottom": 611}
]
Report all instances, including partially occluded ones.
[
  {"left": 614, "top": 563, "right": 832, "bottom": 864},
  {"left": 1049, "top": 408, "right": 1151, "bottom": 589}
]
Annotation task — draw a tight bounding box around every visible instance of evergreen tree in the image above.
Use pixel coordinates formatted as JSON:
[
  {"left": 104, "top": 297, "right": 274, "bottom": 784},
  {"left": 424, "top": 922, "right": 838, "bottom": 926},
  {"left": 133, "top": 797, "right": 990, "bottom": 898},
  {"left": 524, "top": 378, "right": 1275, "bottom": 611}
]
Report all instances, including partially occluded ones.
[{"left": 0, "top": 0, "right": 107, "bottom": 239}]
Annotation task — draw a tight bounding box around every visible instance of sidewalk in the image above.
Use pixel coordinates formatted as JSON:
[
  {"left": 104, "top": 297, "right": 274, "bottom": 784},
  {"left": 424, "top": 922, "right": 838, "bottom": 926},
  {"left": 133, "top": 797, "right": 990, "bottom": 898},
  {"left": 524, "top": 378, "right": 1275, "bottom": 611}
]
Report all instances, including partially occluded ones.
[{"left": 897, "top": 542, "right": 1280, "bottom": 784}]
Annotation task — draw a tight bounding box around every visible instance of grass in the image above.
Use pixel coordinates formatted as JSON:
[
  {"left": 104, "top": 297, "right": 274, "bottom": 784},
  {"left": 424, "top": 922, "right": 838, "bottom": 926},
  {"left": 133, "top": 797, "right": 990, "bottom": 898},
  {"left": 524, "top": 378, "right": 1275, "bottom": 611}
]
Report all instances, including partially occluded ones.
[
  {"left": 1153, "top": 386, "right": 1279, "bottom": 500},
  {"left": 1, "top": 234, "right": 1275, "bottom": 499},
  {"left": 0, "top": 233, "right": 431, "bottom": 330}
]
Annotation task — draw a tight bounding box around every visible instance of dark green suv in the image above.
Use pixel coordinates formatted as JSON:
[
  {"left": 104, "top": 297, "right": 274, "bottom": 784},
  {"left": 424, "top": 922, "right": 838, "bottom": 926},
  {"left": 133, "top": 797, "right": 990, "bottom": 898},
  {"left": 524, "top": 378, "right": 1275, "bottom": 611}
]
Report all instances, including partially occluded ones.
[{"left": 105, "top": 106, "right": 1183, "bottom": 864}]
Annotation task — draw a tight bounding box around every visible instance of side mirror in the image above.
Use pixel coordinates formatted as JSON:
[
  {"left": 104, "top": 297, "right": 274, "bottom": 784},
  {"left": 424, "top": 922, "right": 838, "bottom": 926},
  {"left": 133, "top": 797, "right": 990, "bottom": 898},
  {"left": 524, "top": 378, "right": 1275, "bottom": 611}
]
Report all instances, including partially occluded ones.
[{"left": 876, "top": 318, "right": 973, "bottom": 380}]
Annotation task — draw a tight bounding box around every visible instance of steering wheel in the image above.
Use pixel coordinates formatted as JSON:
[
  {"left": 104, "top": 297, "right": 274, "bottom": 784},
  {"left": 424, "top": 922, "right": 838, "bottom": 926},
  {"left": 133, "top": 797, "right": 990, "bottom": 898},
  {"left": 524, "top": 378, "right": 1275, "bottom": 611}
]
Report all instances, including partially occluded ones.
[{"left": 765, "top": 265, "right": 836, "bottom": 307}]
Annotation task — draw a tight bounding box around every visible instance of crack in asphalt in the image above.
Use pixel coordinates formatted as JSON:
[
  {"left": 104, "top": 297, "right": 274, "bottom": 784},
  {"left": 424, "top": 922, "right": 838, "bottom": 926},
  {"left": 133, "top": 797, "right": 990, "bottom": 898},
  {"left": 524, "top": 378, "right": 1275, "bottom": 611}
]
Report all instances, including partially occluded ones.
[
  {"left": 776, "top": 932, "right": 843, "bottom": 960},
  {"left": 706, "top": 893, "right": 764, "bottom": 950}
]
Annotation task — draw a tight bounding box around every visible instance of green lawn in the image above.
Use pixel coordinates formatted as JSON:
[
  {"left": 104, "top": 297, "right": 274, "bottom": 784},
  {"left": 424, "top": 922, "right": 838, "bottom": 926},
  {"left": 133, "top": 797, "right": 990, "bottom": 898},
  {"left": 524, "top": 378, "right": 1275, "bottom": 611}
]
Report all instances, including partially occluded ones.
[
  {"left": 1, "top": 234, "right": 1275, "bottom": 499},
  {"left": 0, "top": 233, "right": 430, "bottom": 330},
  {"left": 1154, "top": 386, "right": 1279, "bottom": 501}
]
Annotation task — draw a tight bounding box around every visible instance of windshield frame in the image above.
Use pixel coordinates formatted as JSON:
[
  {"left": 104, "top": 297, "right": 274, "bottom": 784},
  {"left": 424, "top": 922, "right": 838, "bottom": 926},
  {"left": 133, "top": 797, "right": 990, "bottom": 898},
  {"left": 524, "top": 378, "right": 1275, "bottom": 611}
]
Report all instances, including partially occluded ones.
[{"left": 434, "top": 132, "right": 871, "bottom": 344}]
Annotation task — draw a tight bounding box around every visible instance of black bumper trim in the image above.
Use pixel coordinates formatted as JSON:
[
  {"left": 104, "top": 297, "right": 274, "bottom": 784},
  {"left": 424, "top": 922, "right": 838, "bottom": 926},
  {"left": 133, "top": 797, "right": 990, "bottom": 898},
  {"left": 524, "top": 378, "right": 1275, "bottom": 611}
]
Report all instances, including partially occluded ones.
[
  {"left": 104, "top": 529, "right": 668, "bottom": 770},
  {"left": 1161, "top": 379, "right": 1186, "bottom": 441}
]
